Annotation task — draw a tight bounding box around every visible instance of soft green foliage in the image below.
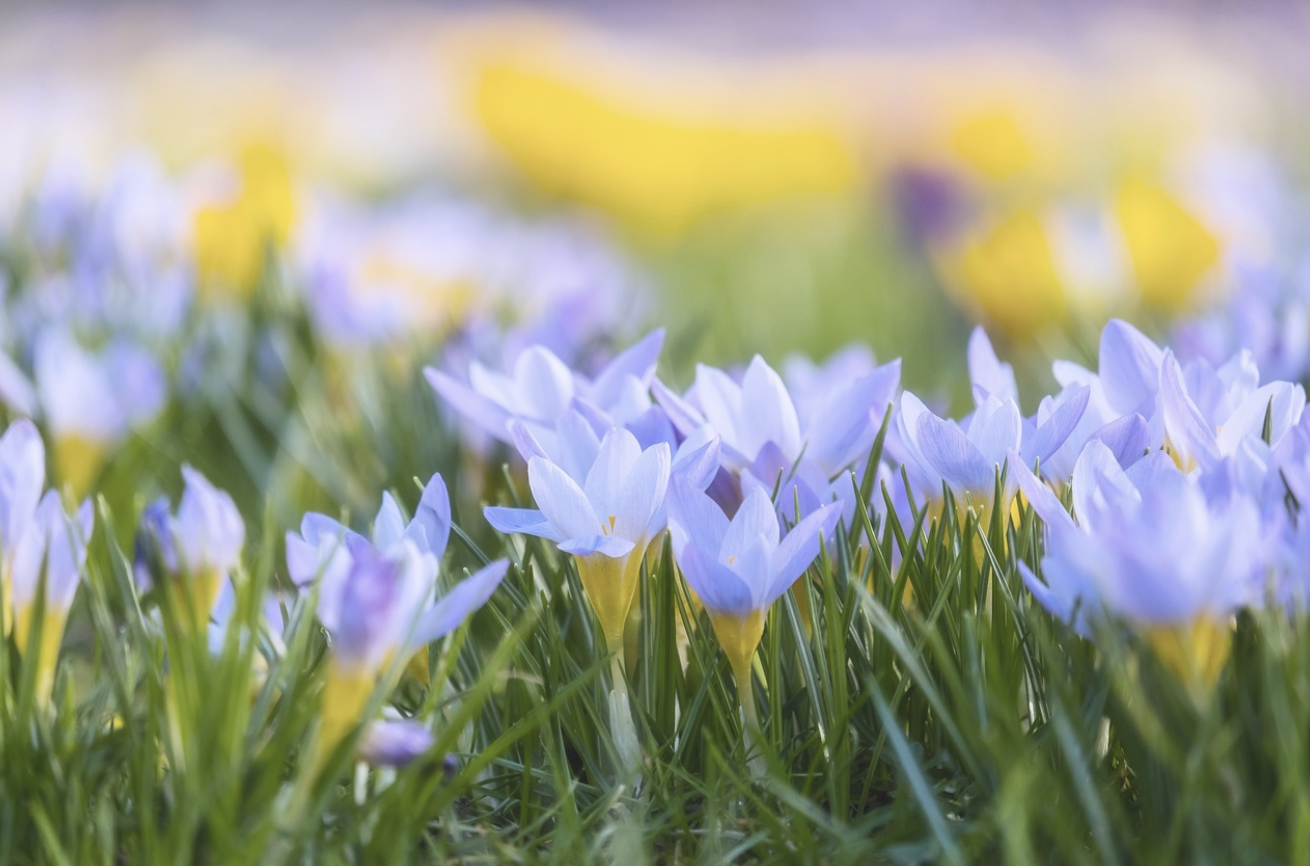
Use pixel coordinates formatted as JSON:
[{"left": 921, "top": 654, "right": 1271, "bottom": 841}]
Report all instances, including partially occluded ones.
[{"left": 3, "top": 369, "right": 1308, "bottom": 865}]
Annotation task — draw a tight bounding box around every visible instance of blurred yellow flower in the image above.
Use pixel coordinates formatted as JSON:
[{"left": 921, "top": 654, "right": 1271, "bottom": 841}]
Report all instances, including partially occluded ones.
[
  {"left": 950, "top": 108, "right": 1036, "bottom": 182},
  {"left": 472, "top": 61, "right": 860, "bottom": 236},
  {"left": 1115, "top": 179, "right": 1219, "bottom": 314},
  {"left": 944, "top": 208, "right": 1066, "bottom": 338},
  {"left": 194, "top": 142, "right": 297, "bottom": 296}
]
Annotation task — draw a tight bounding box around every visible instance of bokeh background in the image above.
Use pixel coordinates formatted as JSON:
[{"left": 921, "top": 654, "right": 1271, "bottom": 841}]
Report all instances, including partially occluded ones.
[{"left": 4, "top": 0, "right": 1309, "bottom": 532}]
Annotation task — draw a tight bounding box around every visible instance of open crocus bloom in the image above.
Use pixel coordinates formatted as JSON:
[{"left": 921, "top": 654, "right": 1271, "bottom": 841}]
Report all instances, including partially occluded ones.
[
  {"left": 290, "top": 476, "right": 509, "bottom": 769},
  {"left": 654, "top": 353, "right": 898, "bottom": 528},
  {"left": 425, "top": 328, "right": 665, "bottom": 444},
  {"left": 897, "top": 329, "right": 1088, "bottom": 504},
  {"left": 286, "top": 472, "right": 453, "bottom": 626},
  {"left": 287, "top": 472, "right": 508, "bottom": 674},
  {"left": 1016, "top": 440, "right": 1268, "bottom": 687},
  {"left": 667, "top": 478, "right": 840, "bottom": 715},
  {"left": 654, "top": 354, "right": 899, "bottom": 480},
  {"left": 1159, "top": 349, "right": 1305, "bottom": 472},
  {"left": 486, "top": 427, "right": 669, "bottom": 656}
]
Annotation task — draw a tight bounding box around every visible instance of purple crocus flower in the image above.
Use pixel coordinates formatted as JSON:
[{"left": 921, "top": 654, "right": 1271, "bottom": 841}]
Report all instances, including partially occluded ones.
[
  {"left": 0, "top": 420, "right": 91, "bottom": 705},
  {"left": 287, "top": 472, "right": 508, "bottom": 660},
  {"left": 897, "top": 328, "right": 1088, "bottom": 503},
  {"left": 135, "top": 466, "right": 244, "bottom": 629},
  {"left": 356, "top": 717, "right": 435, "bottom": 769},
  {"left": 485, "top": 427, "right": 671, "bottom": 658},
  {"left": 1017, "top": 439, "right": 1270, "bottom": 686},
  {"left": 308, "top": 533, "right": 508, "bottom": 770},
  {"left": 1159, "top": 349, "right": 1304, "bottom": 472},
  {"left": 667, "top": 476, "right": 840, "bottom": 761},
  {"left": 654, "top": 352, "right": 899, "bottom": 527},
  {"left": 425, "top": 329, "right": 665, "bottom": 446}
]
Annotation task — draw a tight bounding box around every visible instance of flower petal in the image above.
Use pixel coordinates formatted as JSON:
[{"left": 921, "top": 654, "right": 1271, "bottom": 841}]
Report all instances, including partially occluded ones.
[
  {"left": 1022, "top": 385, "right": 1089, "bottom": 465},
  {"left": 586, "top": 328, "right": 664, "bottom": 408},
  {"left": 968, "top": 326, "right": 1019, "bottom": 405},
  {"left": 559, "top": 534, "right": 637, "bottom": 558},
  {"left": 483, "top": 506, "right": 561, "bottom": 542},
  {"left": 678, "top": 542, "right": 754, "bottom": 617},
  {"left": 738, "top": 356, "right": 803, "bottom": 463},
  {"left": 766, "top": 502, "right": 840, "bottom": 606},
  {"left": 410, "top": 559, "right": 510, "bottom": 646},
  {"left": 917, "top": 413, "right": 993, "bottom": 496},
  {"left": 405, "top": 473, "right": 452, "bottom": 560},
  {"left": 425, "top": 366, "right": 512, "bottom": 442},
  {"left": 667, "top": 475, "right": 730, "bottom": 561},
  {"left": 528, "top": 457, "right": 599, "bottom": 541}
]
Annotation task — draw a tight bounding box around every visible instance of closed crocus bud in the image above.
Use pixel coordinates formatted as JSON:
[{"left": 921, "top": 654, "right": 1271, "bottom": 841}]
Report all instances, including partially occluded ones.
[
  {"left": 10, "top": 490, "right": 93, "bottom": 706},
  {"left": 169, "top": 466, "right": 244, "bottom": 627},
  {"left": 0, "top": 420, "right": 46, "bottom": 635},
  {"left": 134, "top": 497, "right": 178, "bottom": 593}
]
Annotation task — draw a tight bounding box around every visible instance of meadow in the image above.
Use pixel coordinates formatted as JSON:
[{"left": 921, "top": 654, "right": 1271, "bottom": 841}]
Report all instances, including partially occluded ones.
[{"left": 2, "top": 5, "right": 1309, "bottom": 864}]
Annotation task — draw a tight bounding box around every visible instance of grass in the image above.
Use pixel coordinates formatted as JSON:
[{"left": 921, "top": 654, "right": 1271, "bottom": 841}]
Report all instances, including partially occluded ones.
[{"left": 4, "top": 366, "right": 1307, "bottom": 864}]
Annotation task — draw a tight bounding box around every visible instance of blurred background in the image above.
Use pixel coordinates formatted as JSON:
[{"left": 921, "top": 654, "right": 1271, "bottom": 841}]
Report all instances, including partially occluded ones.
[{"left": 3, "top": 1, "right": 1308, "bottom": 531}]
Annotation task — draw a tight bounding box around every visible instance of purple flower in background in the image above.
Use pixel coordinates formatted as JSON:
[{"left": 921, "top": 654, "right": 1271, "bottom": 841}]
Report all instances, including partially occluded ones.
[
  {"left": 356, "top": 717, "right": 435, "bottom": 769},
  {"left": 654, "top": 352, "right": 899, "bottom": 526},
  {"left": 1159, "top": 349, "right": 1304, "bottom": 472},
  {"left": 135, "top": 465, "right": 245, "bottom": 628},
  {"left": 23, "top": 329, "right": 167, "bottom": 496},
  {"left": 426, "top": 328, "right": 665, "bottom": 446},
  {"left": 0, "top": 420, "right": 92, "bottom": 704}
]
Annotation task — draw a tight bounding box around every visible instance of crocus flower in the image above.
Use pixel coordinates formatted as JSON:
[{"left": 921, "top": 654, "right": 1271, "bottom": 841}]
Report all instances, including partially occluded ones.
[
  {"left": 897, "top": 328, "right": 1088, "bottom": 504},
  {"left": 485, "top": 427, "right": 669, "bottom": 658},
  {"left": 289, "top": 474, "right": 508, "bottom": 769},
  {"left": 0, "top": 419, "right": 45, "bottom": 632},
  {"left": 667, "top": 477, "right": 840, "bottom": 764},
  {"left": 0, "top": 420, "right": 92, "bottom": 705},
  {"left": 309, "top": 546, "right": 508, "bottom": 771},
  {"left": 1159, "top": 349, "right": 1304, "bottom": 472},
  {"left": 425, "top": 328, "right": 665, "bottom": 445},
  {"left": 285, "top": 472, "right": 454, "bottom": 639},
  {"left": 654, "top": 353, "right": 899, "bottom": 525},
  {"left": 32, "top": 330, "right": 165, "bottom": 496},
  {"left": 165, "top": 466, "right": 245, "bottom": 626},
  {"left": 9, "top": 490, "right": 93, "bottom": 705},
  {"left": 356, "top": 717, "right": 435, "bottom": 769},
  {"left": 1017, "top": 440, "right": 1268, "bottom": 687}
]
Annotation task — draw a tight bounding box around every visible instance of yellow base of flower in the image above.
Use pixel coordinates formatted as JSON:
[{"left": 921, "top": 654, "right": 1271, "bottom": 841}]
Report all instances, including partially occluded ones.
[
  {"left": 164, "top": 568, "right": 224, "bottom": 633},
  {"left": 706, "top": 608, "right": 765, "bottom": 691},
  {"left": 53, "top": 435, "right": 107, "bottom": 501},
  {"left": 310, "top": 662, "right": 378, "bottom": 775},
  {"left": 575, "top": 547, "right": 646, "bottom": 657},
  {"left": 14, "top": 607, "right": 68, "bottom": 707},
  {"left": 1144, "top": 617, "right": 1232, "bottom": 690}
]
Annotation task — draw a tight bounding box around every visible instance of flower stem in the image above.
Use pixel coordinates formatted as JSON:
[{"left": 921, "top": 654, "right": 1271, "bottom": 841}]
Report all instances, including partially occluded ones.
[
  {"left": 733, "top": 660, "right": 765, "bottom": 778},
  {"left": 609, "top": 653, "right": 641, "bottom": 781}
]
